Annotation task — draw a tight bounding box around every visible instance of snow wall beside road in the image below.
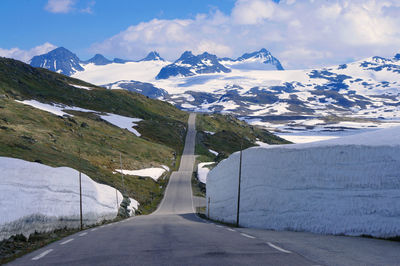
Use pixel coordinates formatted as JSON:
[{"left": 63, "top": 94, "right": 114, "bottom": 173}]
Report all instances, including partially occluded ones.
[
  {"left": 207, "top": 127, "right": 400, "bottom": 237},
  {"left": 0, "top": 157, "right": 138, "bottom": 241}
]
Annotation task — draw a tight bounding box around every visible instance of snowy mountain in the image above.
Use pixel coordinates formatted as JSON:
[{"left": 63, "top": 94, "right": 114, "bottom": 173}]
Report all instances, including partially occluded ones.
[
  {"left": 30, "top": 47, "right": 83, "bottom": 76},
  {"left": 139, "top": 51, "right": 165, "bottom": 62},
  {"left": 220, "top": 48, "right": 284, "bottom": 70},
  {"left": 29, "top": 47, "right": 400, "bottom": 134},
  {"left": 83, "top": 53, "right": 112, "bottom": 65},
  {"left": 155, "top": 51, "right": 231, "bottom": 79}
]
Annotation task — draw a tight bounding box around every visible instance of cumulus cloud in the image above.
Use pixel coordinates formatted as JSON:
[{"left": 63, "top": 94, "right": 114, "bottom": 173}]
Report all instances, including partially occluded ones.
[
  {"left": 0, "top": 43, "right": 57, "bottom": 63},
  {"left": 45, "top": 0, "right": 75, "bottom": 13},
  {"left": 91, "top": 0, "right": 400, "bottom": 69}
]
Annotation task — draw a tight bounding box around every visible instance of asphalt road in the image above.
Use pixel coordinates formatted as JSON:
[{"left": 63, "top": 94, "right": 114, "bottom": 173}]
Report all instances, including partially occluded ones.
[{"left": 9, "top": 113, "right": 400, "bottom": 266}]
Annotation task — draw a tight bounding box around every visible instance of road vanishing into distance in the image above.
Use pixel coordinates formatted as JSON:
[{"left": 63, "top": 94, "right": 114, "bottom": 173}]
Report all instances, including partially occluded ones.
[{"left": 9, "top": 113, "right": 400, "bottom": 265}]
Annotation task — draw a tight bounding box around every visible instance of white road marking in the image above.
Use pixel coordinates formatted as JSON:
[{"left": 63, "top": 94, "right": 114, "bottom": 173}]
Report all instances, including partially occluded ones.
[
  {"left": 91, "top": 228, "right": 97, "bottom": 232},
  {"left": 216, "top": 225, "right": 223, "bottom": 228},
  {"left": 79, "top": 232, "right": 88, "bottom": 236},
  {"left": 227, "top": 228, "right": 236, "bottom": 232},
  {"left": 240, "top": 233, "right": 256, "bottom": 239},
  {"left": 60, "top": 239, "right": 74, "bottom": 245},
  {"left": 267, "top": 242, "right": 292, "bottom": 254},
  {"left": 31, "top": 249, "right": 53, "bottom": 260}
]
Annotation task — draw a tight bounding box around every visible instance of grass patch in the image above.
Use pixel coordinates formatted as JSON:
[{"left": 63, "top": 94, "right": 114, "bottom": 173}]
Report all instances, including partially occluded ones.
[
  {"left": 195, "top": 113, "right": 290, "bottom": 160},
  {"left": 191, "top": 171, "right": 206, "bottom": 198}
]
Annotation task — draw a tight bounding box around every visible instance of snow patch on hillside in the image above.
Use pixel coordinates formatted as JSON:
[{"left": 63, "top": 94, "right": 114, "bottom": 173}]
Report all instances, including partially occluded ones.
[
  {"left": 197, "top": 162, "right": 214, "bottom": 184},
  {"left": 207, "top": 127, "right": 400, "bottom": 237},
  {"left": 115, "top": 167, "right": 167, "bottom": 181},
  {"left": 0, "top": 157, "right": 138, "bottom": 241},
  {"left": 15, "top": 100, "right": 142, "bottom": 136},
  {"left": 68, "top": 83, "right": 94, "bottom": 90}
]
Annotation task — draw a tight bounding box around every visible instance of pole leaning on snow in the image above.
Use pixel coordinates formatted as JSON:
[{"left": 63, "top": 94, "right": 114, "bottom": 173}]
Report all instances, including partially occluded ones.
[
  {"left": 236, "top": 138, "right": 243, "bottom": 227},
  {"left": 78, "top": 148, "right": 83, "bottom": 230},
  {"left": 120, "top": 152, "right": 125, "bottom": 194}
]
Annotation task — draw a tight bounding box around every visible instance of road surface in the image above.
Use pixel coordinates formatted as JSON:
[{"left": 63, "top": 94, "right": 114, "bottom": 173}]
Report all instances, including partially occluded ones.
[{"left": 9, "top": 113, "right": 400, "bottom": 265}]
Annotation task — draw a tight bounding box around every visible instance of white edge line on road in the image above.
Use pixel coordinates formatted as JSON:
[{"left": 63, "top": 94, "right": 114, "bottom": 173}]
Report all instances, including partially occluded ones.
[
  {"left": 267, "top": 242, "right": 292, "bottom": 254},
  {"left": 240, "top": 233, "right": 256, "bottom": 239},
  {"left": 227, "top": 228, "right": 236, "bottom": 232},
  {"left": 216, "top": 225, "right": 223, "bottom": 228},
  {"left": 31, "top": 249, "right": 53, "bottom": 260},
  {"left": 79, "top": 232, "right": 88, "bottom": 236},
  {"left": 60, "top": 238, "right": 74, "bottom": 245},
  {"left": 91, "top": 228, "right": 97, "bottom": 232}
]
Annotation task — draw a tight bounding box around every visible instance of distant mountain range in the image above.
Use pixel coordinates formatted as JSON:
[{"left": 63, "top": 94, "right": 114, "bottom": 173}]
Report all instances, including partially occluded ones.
[
  {"left": 29, "top": 47, "right": 167, "bottom": 76},
  {"left": 29, "top": 47, "right": 284, "bottom": 77},
  {"left": 27, "top": 46, "right": 400, "bottom": 133}
]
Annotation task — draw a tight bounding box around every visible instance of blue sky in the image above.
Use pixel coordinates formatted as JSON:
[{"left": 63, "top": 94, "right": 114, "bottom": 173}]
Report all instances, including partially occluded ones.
[
  {"left": 0, "top": 0, "right": 236, "bottom": 59},
  {"left": 1, "top": 0, "right": 400, "bottom": 69}
]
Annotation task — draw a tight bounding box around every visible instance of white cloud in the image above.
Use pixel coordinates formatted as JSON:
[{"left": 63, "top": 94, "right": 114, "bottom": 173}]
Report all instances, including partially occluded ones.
[
  {"left": 231, "top": 0, "right": 276, "bottom": 25},
  {"left": 45, "top": 0, "right": 75, "bottom": 13},
  {"left": 0, "top": 43, "right": 57, "bottom": 63},
  {"left": 91, "top": 0, "right": 400, "bottom": 69},
  {"left": 45, "top": 0, "right": 95, "bottom": 14}
]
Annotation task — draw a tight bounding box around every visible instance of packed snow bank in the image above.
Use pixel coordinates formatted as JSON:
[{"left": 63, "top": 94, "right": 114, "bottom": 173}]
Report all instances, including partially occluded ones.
[
  {"left": 15, "top": 100, "right": 142, "bottom": 136},
  {"left": 207, "top": 127, "right": 400, "bottom": 237},
  {"left": 115, "top": 167, "right": 167, "bottom": 181},
  {"left": 197, "top": 162, "right": 214, "bottom": 184},
  {"left": 0, "top": 157, "right": 138, "bottom": 241}
]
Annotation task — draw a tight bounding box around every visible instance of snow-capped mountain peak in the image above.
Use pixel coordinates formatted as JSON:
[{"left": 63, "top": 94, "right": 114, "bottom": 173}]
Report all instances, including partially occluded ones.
[
  {"left": 155, "top": 51, "right": 231, "bottom": 79},
  {"left": 221, "top": 48, "right": 284, "bottom": 71},
  {"left": 83, "top": 54, "right": 112, "bottom": 65},
  {"left": 30, "top": 47, "right": 83, "bottom": 76},
  {"left": 140, "top": 51, "right": 165, "bottom": 62}
]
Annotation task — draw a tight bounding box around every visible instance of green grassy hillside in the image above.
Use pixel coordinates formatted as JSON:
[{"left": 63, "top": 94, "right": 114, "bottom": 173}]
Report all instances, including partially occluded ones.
[
  {"left": 0, "top": 57, "right": 188, "bottom": 214},
  {"left": 196, "top": 113, "right": 290, "bottom": 162}
]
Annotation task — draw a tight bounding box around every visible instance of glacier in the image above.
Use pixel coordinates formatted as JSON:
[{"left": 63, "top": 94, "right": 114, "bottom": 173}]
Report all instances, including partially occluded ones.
[
  {"left": 206, "top": 127, "right": 400, "bottom": 237},
  {"left": 0, "top": 157, "right": 138, "bottom": 241}
]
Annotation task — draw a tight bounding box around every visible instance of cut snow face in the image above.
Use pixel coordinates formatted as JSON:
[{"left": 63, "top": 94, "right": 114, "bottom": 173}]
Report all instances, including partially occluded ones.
[
  {"left": 115, "top": 167, "right": 167, "bottom": 181},
  {"left": 0, "top": 157, "right": 138, "bottom": 241},
  {"left": 207, "top": 126, "right": 400, "bottom": 237},
  {"left": 15, "top": 100, "right": 142, "bottom": 137},
  {"left": 197, "top": 162, "right": 214, "bottom": 184}
]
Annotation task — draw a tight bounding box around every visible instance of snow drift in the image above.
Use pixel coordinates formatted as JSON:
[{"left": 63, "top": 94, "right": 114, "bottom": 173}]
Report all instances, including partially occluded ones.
[
  {"left": 207, "top": 127, "right": 400, "bottom": 237},
  {"left": 0, "top": 157, "right": 138, "bottom": 241}
]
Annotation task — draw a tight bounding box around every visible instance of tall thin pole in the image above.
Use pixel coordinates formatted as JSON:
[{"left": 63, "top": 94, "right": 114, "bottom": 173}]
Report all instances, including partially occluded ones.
[
  {"left": 208, "top": 197, "right": 210, "bottom": 218},
  {"left": 79, "top": 148, "right": 83, "bottom": 230},
  {"left": 116, "top": 188, "right": 119, "bottom": 209},
  {"left": 236, "top": 138, "right": 243, "bottom": 227},
  {"left": 119, "top": 152, "right": 125, "bottom": 194}
]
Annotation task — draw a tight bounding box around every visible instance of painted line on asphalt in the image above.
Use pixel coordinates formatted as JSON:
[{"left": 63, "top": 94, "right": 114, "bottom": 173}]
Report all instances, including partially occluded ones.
[
  {"left": 216, "top": 225, "right": 223, "bottom": 228},
  {"left": 240, "top": 233, "right": 256, "bottom": 239},
  {"left": 91, "top": 228, "right": 97, "bottom": 232},
  {"left": 79, "top": 232, "right": 88, "bottom": 237},
  {"left": 267, "top": 242, "right": 292, "bottom": 254},
  {"left": 31, "top": 249, "right": 53, "bottom": 260},
  {"left": 227, "top": 228, "right": 236, "bottom": 232},
  {"left": 60, "top": 238, "right": 74, "bottom": 245}
]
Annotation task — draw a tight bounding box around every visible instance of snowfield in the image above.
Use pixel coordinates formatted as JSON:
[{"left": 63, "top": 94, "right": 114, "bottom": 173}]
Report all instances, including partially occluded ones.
[
  {"left": 207, "top": 126, "right": 400, "bottom": 237},
  {"left": 0, "top": 157, "right": 138, "bottom": 241}
]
